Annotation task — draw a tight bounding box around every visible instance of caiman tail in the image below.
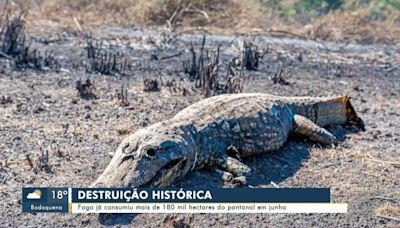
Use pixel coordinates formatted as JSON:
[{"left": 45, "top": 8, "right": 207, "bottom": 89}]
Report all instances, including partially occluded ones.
[{"left": 285, "top": 96, "right": 365, "bottom": 130}]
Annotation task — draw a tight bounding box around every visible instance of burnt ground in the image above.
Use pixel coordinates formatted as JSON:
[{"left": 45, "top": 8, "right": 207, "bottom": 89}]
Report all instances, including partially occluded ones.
[{"left": 0, "top": 25, "right": 399, "bottom": 227}]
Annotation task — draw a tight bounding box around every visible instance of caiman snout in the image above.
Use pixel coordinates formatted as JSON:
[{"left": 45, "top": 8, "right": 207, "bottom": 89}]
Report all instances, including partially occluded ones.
[
  {"left": 91, "top": 147, "right": 138, "bottom": 188},
  {"left": 91, "top": 135, "right": 190, "bottom": 188}
]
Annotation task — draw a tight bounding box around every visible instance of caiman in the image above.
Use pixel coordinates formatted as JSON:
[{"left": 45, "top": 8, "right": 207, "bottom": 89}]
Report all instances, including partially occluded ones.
[{"left": 92, "top": 93, "right": 364, "bottom": 187}]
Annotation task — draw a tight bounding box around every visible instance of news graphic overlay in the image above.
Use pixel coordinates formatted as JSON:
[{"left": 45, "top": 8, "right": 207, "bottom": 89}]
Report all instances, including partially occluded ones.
[
  {"left": 22, "top": 188, "right": 347, "bottom": 213},
  {"left": 22, "top": 188, "right": 69, "bottom": 213}
]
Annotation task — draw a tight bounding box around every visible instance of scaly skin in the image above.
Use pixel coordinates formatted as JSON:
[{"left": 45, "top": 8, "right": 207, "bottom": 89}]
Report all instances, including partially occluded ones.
[{"left": 92, "top": 93, "right": 364, "bottom": 188}]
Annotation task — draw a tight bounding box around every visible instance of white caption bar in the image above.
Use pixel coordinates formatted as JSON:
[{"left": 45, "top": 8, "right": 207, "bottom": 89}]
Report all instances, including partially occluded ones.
[{"left": 71, "top": 203, "right": 347, "bottom": 213}]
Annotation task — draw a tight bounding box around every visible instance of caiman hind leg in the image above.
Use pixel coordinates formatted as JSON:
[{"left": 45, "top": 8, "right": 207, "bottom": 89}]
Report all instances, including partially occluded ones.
[{"left": 293, "top": 114, "right": 338, "bottom": 144}]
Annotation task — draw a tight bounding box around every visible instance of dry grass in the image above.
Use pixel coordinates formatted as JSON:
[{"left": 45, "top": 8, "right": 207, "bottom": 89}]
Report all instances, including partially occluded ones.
[
  {"left": 328, "top": 147, "right": 400, "bottom": 171},
  {"left": 376, "top": 203, "right": 400, "bottom": 221},
  {"left": 30, "top": 0, "right": 264, "bottom": 30},
  {"left": 3, "top": 0, "right": 400, "bottom": 44},
  {"left": 114, "top": 124, "right": 135, "bottom": 136},
  {"left": 301, "top": 10, "right": 400, "bottom": 44}
]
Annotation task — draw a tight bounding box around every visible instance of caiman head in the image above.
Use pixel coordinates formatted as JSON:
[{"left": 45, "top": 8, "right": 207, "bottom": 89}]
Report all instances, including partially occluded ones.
[{"left": 91, "top": 127, "right": 195, "bottom": 188}]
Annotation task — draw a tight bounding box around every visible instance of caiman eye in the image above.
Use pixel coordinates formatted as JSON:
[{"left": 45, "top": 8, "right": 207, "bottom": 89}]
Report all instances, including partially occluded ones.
[
  {"left": 145, "top": 148, "right": 156, "bottom": 157},
  {"left": 143, "top": 146, "right": 158, "bottom": 158}
]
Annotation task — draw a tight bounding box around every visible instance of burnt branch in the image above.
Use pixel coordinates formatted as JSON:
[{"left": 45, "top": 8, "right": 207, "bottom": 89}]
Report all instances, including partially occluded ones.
[
  {"left": 0, "top": 11, "right": 25, "bottom": 57},
  {"left": 37, "top": 150, "right": 52, "bottom": 173},
  {"left": 222, "top": 61, "right": 245, "bottom": 94},
  {"left": 114, "top": 85, "right": 129, "bottom": 106},
  {"left": 165, "top": 79, "right": 190, "bottom": 96},
  {"left": 202, "top": 46, "right": 220, "bottom": 98},
  {"left": 0, "top": 11, "right": 60, "bottom": 70},
  {"left": 232, "top": 40, "right": 268, "bottom": 71},
  {"left": 183, "top": 35, "right": 206, "bottom": 85},
  {"left": 143, "top": 78, "right": 160, "bottom": 92},
  {"left": 0, "top": 95, "right": 12, "bottom": 104},
  {"left": 85, "top": 37, "right": 128, "bottom": 76},
  {"left": 271, "top": 64, "right": 291, "bottom": 85},
  {"left": 76, "top": 78, "right": 98, "bottom": 100}
]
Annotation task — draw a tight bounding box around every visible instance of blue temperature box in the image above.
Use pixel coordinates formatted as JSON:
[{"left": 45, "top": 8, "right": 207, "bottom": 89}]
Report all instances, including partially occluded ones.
[{"left": 22, "top": 188, "right": 69, "bottom": 213}]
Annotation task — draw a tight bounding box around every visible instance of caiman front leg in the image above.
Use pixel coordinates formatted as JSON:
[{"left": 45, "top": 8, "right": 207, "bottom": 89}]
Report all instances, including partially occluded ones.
[
  {"left": 215, "top": 155, "right": 251, "bottom": 185},
  {"left": 213, "top": 167, "right": 233, "bottom": 182},
  {"left": 205, "top": 140, "right": 251, "bottom": 185},
  {"left": 292, "top": 114, "right": 338, "bottom": 144}
]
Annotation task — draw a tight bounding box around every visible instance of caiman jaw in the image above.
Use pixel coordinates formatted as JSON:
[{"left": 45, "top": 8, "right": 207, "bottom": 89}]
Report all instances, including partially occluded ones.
[{"left": 139, "top": 157, "right": 186, "bottom": 187}]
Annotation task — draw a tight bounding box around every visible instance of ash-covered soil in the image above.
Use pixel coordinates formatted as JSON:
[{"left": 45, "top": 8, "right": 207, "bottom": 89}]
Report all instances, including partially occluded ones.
[{"left": 0, "top": 25, "right": 399, "bottom": 227}]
